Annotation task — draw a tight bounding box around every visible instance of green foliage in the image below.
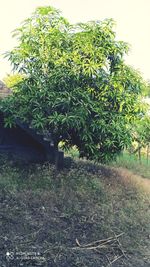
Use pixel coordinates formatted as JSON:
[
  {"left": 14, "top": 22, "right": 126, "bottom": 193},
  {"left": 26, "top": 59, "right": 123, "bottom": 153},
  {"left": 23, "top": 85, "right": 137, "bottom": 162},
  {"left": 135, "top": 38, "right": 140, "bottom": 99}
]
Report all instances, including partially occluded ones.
[
  {"left": 135, "top": 116, "right": 150, "bottom": 145},
  {"left": 3, "top": 73, "right": 25, "bottom": 92},
  {"left": 131, "top": 114, "right": 150, "bottom": 154},
  {"left": 1, "top": 6, "right": 147, "bottom": 162},
  {"left": 143, "top": 80, "right": 150, "bottom": 96}
]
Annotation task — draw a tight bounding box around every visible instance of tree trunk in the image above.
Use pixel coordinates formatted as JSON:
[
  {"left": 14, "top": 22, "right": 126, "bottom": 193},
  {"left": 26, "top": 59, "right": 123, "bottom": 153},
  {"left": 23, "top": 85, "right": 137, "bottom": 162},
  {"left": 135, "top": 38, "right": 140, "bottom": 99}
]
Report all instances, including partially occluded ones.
[
  {"left": 54, "top": 140, "right": 64, "bottom": 170},
  {"left": 138, "top": 143, "right": 141, "bottom": 164}
]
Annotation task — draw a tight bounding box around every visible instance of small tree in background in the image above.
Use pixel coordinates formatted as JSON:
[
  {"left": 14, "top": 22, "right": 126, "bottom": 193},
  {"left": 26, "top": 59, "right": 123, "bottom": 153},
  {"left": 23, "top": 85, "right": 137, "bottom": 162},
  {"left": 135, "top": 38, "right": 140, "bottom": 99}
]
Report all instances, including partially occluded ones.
[
  {"left": 0, "top": 6, "right": 147, "bottom": 162},
  {"left": 131, "top": 116, "right": 150, "bottom": 163}
]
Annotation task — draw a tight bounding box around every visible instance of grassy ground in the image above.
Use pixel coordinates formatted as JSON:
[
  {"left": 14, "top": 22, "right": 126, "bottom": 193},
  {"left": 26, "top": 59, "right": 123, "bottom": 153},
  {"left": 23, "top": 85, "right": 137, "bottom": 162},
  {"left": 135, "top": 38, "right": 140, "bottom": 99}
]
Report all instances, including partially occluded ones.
[
  {"left": 0, "top": 159, "right": 150, "bottom": 266},
  {"left": 64, "top": 146, "right": 150, "bottom": 179},
  {"left": 110, "top": 152, "right": 150, "bottom": 179}
]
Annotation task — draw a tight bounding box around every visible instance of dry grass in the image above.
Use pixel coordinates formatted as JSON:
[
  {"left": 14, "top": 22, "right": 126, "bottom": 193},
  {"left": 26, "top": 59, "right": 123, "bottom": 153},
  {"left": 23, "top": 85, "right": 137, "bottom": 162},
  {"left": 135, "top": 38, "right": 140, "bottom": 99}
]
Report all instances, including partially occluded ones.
[
  {"left": 110, "top": 152, "right": 150, "bottom": 179},
  {"left": 0, "top": 159, "right": 149, "bottom": 266},
  {"left": 113, "top": 167, "right": 150, "bottom": 194}
]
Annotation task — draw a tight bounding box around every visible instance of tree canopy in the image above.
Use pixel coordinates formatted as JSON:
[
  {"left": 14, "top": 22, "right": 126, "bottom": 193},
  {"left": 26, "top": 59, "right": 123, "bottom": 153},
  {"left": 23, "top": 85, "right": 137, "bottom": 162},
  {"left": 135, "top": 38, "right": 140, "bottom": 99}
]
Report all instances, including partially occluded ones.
[{"left": 1, "top": 6, "right": 147, "bottom": 162}]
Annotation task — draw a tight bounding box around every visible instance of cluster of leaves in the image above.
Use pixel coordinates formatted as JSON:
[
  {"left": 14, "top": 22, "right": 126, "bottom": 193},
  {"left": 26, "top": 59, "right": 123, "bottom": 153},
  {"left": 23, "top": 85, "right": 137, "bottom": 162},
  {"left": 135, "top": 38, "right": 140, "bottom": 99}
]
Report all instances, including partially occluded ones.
[
  {"left": 0, "top": 6, "right": 147, "bottom": 162},
  {"left": 3, "top": 73, "right": 25, "bottom": 92},
  {"left": 144, "top": 80, "right": 150, "bottom": 97}
]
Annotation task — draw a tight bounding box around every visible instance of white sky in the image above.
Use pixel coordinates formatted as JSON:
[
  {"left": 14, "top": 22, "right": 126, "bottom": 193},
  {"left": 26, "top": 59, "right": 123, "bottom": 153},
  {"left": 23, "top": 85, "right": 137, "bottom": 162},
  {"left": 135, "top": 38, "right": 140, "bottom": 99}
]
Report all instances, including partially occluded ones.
[{"left": 0, "top": 0, "right": 150, "bottom": 80}]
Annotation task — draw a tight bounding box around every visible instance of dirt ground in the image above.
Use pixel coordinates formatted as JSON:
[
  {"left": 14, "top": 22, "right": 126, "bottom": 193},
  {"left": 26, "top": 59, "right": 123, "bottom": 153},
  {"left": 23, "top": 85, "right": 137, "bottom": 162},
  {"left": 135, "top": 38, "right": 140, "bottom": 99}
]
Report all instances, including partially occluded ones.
[{"left": 0, "top": 162, "right": 149, "bottom": 266}]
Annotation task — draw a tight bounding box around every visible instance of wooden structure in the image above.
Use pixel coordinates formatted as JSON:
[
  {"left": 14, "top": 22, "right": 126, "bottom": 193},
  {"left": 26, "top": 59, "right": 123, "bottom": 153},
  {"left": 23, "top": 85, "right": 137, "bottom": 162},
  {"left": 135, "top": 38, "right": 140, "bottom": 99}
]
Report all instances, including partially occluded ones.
[{"left": 0, "top": 81, "right": 64, "bottom": 169}]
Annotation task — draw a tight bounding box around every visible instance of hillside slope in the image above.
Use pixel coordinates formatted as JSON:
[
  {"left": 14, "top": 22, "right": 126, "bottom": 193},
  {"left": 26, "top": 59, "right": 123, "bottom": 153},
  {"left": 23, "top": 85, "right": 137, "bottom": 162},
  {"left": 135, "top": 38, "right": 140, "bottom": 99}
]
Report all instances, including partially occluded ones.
[{"left": 0, "top": 160, "right": 149, "bottom": 266}]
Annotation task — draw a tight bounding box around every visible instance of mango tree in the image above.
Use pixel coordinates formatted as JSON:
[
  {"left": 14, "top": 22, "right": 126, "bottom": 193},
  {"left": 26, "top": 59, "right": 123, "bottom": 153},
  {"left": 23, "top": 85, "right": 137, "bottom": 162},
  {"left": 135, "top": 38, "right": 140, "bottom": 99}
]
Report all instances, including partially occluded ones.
[{"left": 1, "top": 6, "right": 147, "bottom": 162}]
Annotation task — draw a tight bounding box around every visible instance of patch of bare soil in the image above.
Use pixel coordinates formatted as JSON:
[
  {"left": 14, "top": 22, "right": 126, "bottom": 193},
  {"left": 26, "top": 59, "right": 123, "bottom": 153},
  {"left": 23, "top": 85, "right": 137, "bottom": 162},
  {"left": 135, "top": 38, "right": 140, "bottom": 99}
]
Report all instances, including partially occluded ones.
[
  {"left": 113, "top": 167, "right": 150, "bottom": 194},
  {"left": 98, "top": 164, "right": 150, "bottom": 195}
]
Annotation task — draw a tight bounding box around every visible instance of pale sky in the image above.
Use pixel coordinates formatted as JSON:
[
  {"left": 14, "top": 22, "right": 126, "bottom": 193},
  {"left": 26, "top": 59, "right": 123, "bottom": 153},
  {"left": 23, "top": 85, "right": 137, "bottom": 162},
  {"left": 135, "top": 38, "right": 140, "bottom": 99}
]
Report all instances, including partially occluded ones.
[{"left": 0, "top": 0, "right": 150, "bottom": 80}]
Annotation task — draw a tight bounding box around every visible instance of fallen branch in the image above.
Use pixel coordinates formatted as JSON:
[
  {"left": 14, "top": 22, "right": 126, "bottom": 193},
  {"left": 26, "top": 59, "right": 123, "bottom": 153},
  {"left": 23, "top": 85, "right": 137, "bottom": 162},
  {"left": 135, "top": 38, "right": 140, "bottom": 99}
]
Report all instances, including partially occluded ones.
[
  {"left": 72, "top": 233, "right": 125, "bottom": 265},
  {"left": 73, "top": 233, "right": 124, "bottom": 249},
  {"left": 107, "top": 254, "right": 123, "bottom": 266}
]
